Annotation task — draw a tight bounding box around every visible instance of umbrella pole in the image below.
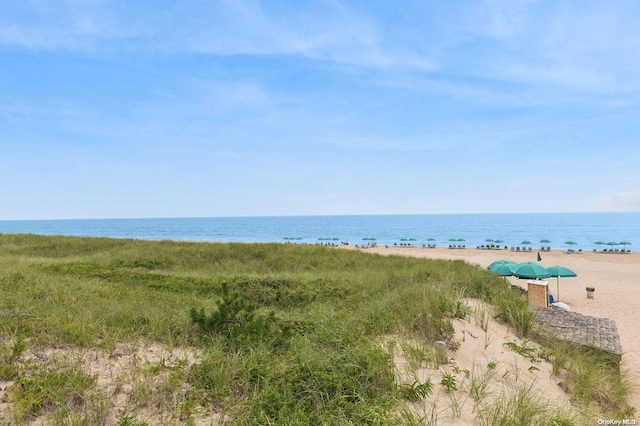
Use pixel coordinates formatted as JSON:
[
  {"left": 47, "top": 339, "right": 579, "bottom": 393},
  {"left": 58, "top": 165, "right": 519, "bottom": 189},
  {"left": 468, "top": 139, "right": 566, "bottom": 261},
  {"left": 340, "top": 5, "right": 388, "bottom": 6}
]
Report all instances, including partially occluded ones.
[{"left": 556, "top": 276, "right": 560, "bottom": 302}]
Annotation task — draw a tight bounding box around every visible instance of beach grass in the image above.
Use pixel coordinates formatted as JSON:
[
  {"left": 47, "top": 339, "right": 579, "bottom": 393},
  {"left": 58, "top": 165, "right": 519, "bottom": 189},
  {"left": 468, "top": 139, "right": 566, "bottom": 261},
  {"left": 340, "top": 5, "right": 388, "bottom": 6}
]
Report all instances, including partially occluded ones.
[{"left": 0, "top": 234, "right": 633, "bottom": 423}]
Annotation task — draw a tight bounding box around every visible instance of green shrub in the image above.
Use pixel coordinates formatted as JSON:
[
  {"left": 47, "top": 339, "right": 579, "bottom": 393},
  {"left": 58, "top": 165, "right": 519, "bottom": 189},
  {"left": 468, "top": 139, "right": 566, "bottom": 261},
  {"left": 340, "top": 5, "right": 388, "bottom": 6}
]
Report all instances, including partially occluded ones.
[{"left": 189, "top": 282, "right": 291, "bottom": 348}]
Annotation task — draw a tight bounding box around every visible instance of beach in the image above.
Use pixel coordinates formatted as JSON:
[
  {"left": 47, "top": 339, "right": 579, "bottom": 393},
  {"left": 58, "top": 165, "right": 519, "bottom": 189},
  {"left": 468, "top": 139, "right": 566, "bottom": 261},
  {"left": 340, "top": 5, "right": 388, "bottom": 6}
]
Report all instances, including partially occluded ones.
[{"left": 347, "top": 245, "right": 640, "bottom": 411}]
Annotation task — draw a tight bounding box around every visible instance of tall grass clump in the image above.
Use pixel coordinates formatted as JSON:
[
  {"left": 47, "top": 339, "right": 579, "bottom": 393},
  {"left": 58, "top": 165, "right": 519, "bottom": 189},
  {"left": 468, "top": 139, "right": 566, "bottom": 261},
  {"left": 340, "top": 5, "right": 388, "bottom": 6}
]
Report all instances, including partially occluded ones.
[
  {"left": 543, "top": 339, "right": 636, "bottom": 418},
  {"left": 476, "top": 380, "right": 578, "bottom": 426},
  {"left": 492, "top": 288, "right": 533, "bottom": 337},
  {"left": 10, "top": 358, "right": 107, "bottom": 424}
]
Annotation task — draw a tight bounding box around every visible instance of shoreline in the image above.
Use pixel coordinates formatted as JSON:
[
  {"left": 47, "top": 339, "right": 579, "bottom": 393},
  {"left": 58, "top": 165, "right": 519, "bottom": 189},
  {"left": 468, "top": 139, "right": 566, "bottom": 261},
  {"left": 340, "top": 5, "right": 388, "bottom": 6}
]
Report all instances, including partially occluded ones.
[{"left": 342, "top": 245, "right": 640, "bottom": 409}]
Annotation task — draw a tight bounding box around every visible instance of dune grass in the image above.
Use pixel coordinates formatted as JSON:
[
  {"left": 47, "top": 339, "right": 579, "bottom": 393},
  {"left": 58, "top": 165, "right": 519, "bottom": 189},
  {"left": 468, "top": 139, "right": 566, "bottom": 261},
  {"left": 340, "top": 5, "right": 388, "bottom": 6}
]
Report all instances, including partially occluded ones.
[{"left": 0, "top": 234, "right": 633, "bottom": 424}]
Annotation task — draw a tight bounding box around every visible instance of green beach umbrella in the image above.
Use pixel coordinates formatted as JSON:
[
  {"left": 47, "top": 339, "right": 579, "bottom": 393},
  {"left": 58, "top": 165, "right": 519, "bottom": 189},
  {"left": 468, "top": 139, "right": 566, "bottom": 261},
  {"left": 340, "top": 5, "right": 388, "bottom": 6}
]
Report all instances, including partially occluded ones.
[
  {"left": 427, "top": 238, "right": 435, "bottom": 241},
  {"left": 594, "top": 241, "right": 605, "bottom": 247},
  {"left": 606, "top": 241, "right": 618, "bottom": 250},
  {"left": 409, "top": 238, "right": 417, "bottom": 241},
  {"left": 494, "top": 239, "right": 504, "bottom": 244},
  {"left": 512, "top": 262, "right": 551, "bottom": 280},
  {"left": 564, "top": 241, "right": 577, "bottom": 250},
  {"left": 488, "top": 263, "right": 515, "bottom": 276},
  {"left": 546, "top": 265, "right": 577, "bottom": 302},
  {"left": 521, "top": 240, "right": 532, "bottom": 245},
  {"left": 485, "top": 239, "right": 494, "bottom": 243},
  {"left": 488, "top": 259, "right": 517, "bottom": 269},
  {"left": 457, "top": 238, "right": 466, "bottom": 242},
  {"left": 400, "top": 238, "right": 408, "bottom": 241},
  {"left": 619, "top": 241, "right": 631, "bottom": 250},
  {"left": 540, "top": 239, "right": 551, "bottom": 244}
]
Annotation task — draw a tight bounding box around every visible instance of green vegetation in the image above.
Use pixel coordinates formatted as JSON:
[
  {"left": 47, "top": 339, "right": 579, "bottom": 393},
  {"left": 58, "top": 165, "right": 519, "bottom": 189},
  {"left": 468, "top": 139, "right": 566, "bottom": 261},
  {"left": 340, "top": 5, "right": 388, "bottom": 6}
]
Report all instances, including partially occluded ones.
[{"left": 0, "top": 233, "right": 634, "bottom": 424}]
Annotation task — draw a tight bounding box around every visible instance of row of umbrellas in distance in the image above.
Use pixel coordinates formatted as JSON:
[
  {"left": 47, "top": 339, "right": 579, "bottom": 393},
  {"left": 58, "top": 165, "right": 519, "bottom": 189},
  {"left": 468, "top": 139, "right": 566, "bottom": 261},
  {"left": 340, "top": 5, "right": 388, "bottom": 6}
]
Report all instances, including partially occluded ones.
[{"left": 284, "top": 236, "right": 631, "bottom": 248}]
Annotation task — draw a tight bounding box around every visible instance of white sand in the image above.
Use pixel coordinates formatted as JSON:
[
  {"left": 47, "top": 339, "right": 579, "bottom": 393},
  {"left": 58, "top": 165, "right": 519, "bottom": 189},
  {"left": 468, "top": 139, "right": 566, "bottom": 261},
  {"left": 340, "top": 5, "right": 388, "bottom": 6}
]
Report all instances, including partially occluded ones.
[{"left": 349, "top": 245, "right": 640, "bottom": 412}]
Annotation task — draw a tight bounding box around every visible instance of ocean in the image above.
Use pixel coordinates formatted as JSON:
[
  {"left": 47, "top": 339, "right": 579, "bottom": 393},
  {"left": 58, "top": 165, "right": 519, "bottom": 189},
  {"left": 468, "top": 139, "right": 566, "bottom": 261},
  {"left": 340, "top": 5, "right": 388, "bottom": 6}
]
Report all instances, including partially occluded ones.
[{"left": 0, "top": 213, "right": 637, "bottom": 251}]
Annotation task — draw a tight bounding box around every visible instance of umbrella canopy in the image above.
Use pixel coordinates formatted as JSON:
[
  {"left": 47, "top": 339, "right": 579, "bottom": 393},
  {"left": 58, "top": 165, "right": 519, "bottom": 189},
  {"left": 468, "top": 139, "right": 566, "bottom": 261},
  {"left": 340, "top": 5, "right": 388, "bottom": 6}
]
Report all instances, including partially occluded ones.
[
  {"left": 512, "top": 262, "right": 551, "bottom": 279},
  {"left": 619, "top": 241, "right": 631, "bottom": 249},
  {"left": 485, "top": 239, "right": 494, "bottom": 243},
  {"left": 427, "top": 238, "right": 435, "bottom": 241},
  {"left": 494, "top": 239, "right": 504, "bottom": 244},
  {"left": 606, "top": 241, "right": 619, "bottom": 251},
  {"left": 521, "top": 240, "right": 532, "bottom": 245},
  {"left": 565, "top": 240, "right": 577, "bottom": 246},
  {"left": 540, "top": 239, "right": 551, "bottom": 244},
  {"left": 547, "top": 265, "right": 577, "bottom": 278},
  {"left": 488, "top": 259, "right": 518, "bottom": 269},
  {"left": 488, "top": 260, "right": 517, "bottom": 277},
  {"left": 547, "top": 265, "right": 577, "bottom": 302},
  {"left": 488, "top": 263, "right": 515, "bottom": 276}
]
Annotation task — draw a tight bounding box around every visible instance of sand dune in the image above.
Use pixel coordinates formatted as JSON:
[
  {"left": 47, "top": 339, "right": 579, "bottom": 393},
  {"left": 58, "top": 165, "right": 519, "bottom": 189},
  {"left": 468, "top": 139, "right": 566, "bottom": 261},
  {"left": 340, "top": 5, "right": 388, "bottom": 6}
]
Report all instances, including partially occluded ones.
[{"left": 348, "top": 245, "right": 640, "bottom": 411}]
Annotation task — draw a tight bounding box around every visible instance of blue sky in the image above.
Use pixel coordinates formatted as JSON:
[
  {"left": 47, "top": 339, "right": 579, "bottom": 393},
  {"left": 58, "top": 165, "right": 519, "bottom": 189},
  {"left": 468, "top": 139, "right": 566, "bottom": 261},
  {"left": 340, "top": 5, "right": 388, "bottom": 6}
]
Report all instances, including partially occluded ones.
[{"left": 2, "top": 0, "right": 639, "bottom": 220}]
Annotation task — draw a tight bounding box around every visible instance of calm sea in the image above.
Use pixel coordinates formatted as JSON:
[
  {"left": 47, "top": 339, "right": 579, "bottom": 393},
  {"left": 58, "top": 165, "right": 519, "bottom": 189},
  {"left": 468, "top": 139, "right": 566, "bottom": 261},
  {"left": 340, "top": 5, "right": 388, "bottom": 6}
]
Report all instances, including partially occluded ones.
[{"left": 0, "top": 213, "right": 637, "bottom": 251}]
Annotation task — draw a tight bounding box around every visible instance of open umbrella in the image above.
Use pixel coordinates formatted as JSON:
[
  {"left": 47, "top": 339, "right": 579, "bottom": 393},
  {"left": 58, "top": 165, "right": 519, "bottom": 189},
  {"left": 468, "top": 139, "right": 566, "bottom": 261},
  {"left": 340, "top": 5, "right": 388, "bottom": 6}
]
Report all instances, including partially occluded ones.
[
  {"left": 594, "top": 241, "right": 605, "bottom": 251},
  {"left": 546, "top": 265, "right": 577, "bottom": 302},
  {"left": 619, "top": 241, "right": 631, "bottom": 250},
  {"left": 606, "top": 241, "right": 618, "bottom": 252},
  {"left": 512, "top": 262, "right": 551, "bottom": 280},
  {"left": 488, "top": 263, "right": 515, "bottom": 276},
  {"left": 564, "top": 241, "right": 577, "bottom": 252},
  {"left": 540, "top": 239, "right": 551, "bottom": 244},
  {"left": 488, "top": 259, "right": 517, "bottom": 269},
  {"left": 488, "top": 260, "right": 517, "bottom": 277},
  {"left": 521, "top": 240, "right": 532, "bottom": 245}
]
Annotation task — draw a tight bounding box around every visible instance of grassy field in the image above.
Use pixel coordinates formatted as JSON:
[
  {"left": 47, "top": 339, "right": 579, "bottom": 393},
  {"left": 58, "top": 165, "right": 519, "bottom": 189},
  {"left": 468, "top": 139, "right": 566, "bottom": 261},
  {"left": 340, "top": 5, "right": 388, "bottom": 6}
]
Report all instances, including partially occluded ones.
[{"left": 0, "top": 234, "right": 633, "bottom": 424}]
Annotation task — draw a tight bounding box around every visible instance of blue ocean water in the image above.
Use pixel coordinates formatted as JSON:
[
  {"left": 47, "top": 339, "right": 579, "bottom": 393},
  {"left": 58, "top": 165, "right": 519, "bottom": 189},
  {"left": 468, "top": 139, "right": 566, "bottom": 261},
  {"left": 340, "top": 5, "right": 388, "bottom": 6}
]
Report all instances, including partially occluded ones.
[{"left": 0, "top": 213, "right": 637, "bottom": 251}]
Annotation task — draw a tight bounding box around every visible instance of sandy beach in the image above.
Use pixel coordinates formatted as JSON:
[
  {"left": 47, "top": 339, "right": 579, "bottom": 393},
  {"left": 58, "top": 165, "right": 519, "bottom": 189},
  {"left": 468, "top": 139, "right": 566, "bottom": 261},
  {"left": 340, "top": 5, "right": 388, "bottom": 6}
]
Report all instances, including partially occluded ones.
[{"left": 346, "top": 245, "right": 640, "bottom": 412}]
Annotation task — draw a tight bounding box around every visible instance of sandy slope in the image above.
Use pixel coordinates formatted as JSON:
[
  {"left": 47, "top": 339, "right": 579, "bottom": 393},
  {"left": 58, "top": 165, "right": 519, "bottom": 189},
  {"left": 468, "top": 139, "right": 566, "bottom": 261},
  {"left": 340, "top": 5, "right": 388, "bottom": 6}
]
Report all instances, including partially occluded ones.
[{"left": 348, "top": 245, "right": 640, "bottom": 412}]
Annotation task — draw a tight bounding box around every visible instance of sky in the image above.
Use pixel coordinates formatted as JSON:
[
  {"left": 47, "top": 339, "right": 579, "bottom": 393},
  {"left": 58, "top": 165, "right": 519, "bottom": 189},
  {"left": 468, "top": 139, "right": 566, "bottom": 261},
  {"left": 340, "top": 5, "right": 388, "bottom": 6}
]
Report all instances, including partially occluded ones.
[{"left": 1, "top": 0, "right": 639, "bottom": 220}]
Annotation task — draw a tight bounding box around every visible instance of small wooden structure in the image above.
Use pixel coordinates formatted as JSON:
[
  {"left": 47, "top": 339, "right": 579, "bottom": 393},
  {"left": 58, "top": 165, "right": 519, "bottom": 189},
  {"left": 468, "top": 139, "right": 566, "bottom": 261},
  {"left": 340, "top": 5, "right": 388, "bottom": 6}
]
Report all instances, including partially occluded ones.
[{"left": 527, "top": 280, "right": 549, "bottom": 307}]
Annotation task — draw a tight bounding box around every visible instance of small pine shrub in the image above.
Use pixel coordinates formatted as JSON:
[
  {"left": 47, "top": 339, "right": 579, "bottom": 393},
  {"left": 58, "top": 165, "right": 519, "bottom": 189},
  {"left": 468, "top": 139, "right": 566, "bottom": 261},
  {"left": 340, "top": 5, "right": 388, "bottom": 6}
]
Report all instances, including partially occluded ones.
[{"left": 189, "top": 282, "right": 291, "bottom": 347}]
